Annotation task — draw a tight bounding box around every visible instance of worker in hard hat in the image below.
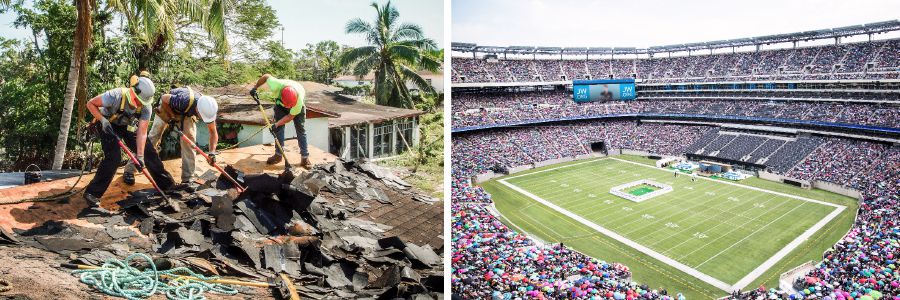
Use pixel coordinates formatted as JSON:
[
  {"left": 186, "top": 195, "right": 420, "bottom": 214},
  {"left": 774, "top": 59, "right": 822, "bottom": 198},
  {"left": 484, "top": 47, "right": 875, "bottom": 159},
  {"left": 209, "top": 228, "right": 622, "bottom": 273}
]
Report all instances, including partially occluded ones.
[
  {"left": 123, "top": 86, "right": 220, "bottom": 187},
  {"left": 249, "top": 74, "right": 310, "bottom": 168},
  {"left": 83, "top": 73, "right": 176, "bottom": 206}
]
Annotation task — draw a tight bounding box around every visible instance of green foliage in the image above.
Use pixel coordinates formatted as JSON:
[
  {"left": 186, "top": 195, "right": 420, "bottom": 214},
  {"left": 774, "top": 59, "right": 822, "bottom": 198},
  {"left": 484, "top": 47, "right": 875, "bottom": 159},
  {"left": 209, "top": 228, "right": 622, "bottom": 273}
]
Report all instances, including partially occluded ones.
[
  {"left": 334, "top": 84, "right": 371, "bottom": 96},
  {"left": 297, "top": 40, "right": 348, "bottom": 84},
  {"left": 340, "top": 1, "right": 441, "bottom": 109},
  {"left": 107, "top": 0, "right": 234, "bottom": 70},
  {"left": 0, "top": 0, "right": 276, "bottom": 170},
  {"left": 0, "top": 0, "right": 80, "bottom": 170},
  {"left": 230, "top": 0, "right": 278, "bottom": 41},
  {"left": 261, "top": 41, "right": 298, "bottom": 79}
]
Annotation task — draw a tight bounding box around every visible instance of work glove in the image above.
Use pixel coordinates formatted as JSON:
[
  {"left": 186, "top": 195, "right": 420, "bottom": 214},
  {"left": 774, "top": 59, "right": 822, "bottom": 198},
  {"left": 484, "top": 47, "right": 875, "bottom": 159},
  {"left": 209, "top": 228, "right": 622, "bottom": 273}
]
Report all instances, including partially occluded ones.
[
  {"left": 249, "top": 88, "right": 258, "bottom": 98},
  {"left": 100, "top": 117, "right": 114, "bottom": 135},
  {"left": 135, "top": 155, "right": 145, "bottom": 172},
  {"left": 206, "top": 152, "right": 217, "bottom": 166}
]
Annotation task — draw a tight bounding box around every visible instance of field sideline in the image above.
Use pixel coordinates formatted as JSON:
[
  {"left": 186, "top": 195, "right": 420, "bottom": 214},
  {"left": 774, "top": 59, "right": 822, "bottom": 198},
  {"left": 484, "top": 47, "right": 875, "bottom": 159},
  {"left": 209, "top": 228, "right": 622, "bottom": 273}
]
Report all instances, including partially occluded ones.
[{"left": 480, "top": 155, "right": 858, "bottom": 299}]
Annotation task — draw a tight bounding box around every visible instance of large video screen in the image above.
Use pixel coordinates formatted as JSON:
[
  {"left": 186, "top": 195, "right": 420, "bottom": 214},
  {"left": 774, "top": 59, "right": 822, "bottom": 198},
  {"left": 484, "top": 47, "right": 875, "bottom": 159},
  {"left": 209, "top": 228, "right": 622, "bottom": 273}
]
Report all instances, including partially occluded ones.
[{"left": 572, "top": 79, "right": 636, "bottom": 102}]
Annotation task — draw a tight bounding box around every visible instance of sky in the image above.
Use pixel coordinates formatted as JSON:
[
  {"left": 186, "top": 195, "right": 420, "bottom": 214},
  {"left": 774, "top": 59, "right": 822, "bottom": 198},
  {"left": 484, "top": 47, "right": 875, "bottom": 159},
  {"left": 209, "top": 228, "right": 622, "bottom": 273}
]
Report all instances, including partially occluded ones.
[
  {"left": 268, "top": 0, "right": 443, "bottom": 49},
  {"left": 0, "top": 0, "right": 444, "bottom": 50},
  {"left": 452, "top": 0, "right": 900, "bottom": 49}
]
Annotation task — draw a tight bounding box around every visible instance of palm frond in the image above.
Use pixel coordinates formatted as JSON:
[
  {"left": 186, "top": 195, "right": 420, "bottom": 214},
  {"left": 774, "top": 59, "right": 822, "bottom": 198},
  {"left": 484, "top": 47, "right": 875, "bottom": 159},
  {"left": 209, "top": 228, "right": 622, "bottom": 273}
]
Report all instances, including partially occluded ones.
[
  {"left": 398, "top": 64, "right": 435, "bottom": 96},
  {"left": 339, "top": 45, "right": 377, "bottom": 69},
  {"left": 206, "top": 0, "right": 230, "bottom": 59},
  {"left": 352, "top": 52, "right": 379, "bottom": 77},
  {"left": 418, "top": 51, "right": 442, "bottom": 73},
  {"left": 387, "top": 43, "right": 421, "bottom": 65},
  {"left": 394, "top": 37, "right": 437, "bottom": 51},
  {"left": 393, "top": 22, "right": 423, "bottom": 41}
]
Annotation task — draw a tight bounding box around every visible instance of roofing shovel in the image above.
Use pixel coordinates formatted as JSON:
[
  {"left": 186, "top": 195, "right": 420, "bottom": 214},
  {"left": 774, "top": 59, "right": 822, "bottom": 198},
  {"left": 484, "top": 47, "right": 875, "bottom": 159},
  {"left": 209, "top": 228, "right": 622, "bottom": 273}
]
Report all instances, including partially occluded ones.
[
  {"left": 251, "top": 94, "right": 293, "bottom": 172},
  {"left": 168, "top": 125, "right": 246, "bottom": 193},
  {"left": 111, "top": 132, "right": 180, "bottom": 212}
]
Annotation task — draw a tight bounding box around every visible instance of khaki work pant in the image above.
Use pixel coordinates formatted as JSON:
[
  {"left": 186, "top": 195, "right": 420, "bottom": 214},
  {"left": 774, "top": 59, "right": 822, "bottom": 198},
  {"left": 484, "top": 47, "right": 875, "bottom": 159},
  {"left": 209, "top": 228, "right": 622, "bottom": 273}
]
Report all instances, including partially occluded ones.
[{"left": 125, "top": 115, "right": 198, "bottom": 183}]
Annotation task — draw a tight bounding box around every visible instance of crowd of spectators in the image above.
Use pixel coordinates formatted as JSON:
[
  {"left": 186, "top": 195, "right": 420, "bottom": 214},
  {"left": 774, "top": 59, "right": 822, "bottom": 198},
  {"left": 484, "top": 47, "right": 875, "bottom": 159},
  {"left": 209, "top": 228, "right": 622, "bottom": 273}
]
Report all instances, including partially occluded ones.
[
  {"left": 452, "top": 39, "right": 900, "bottom": 83},
  {"left": 728, "top": 144, "right": 899, "bottom": 300},
  {"left": 451, "top": 123, "right": 702, "bottom": 298},
  {"left": 641, "top": 90, "right": 900, "bottom": 102},
  {"left": 452, "top": 199, "right": 686, "bottom": 299},
  {"left": 787, "top": 138, "right": 890, "bottom": 187},
  {"left": 451, "top": 121, "right": 715, "bottom": 176},
  {"left": 452, "top": 116, "right": 900, "bottom": 299},
  {"left": 452, "top": 90, "right": 900, "bottom": 129}
]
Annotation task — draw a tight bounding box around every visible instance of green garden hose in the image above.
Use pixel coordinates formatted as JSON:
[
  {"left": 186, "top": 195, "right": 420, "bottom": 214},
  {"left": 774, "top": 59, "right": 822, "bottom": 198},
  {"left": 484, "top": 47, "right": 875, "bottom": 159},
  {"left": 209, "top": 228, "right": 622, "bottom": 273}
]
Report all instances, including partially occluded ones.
[{"left": 72, "top": 253, "right": 238, "bottom": 300}]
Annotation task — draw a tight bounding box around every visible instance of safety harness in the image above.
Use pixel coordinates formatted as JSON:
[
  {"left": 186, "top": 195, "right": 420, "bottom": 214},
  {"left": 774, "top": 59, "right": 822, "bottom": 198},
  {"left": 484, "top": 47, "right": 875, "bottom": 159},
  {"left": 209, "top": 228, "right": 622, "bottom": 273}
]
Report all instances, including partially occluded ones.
[
  {"left": 108, "top": 87, "right": 142, "bottom": 124},
  {"left": 180, "top": 86, "right": 197, "bottom": 116}
]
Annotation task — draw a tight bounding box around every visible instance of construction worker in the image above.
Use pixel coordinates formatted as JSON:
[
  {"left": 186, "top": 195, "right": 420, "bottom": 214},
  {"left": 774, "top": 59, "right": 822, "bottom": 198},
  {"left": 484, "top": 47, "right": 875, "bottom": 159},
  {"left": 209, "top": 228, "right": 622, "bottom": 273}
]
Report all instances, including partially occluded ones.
[
  {"left": 83, "top": 74, "right": 176, "bottom": 206},
  {"left": 249, "top": 74, "right": 310, "bottom": 168},
  {"left": 123, "top": 86, "right": 219, "bottom": 187}
]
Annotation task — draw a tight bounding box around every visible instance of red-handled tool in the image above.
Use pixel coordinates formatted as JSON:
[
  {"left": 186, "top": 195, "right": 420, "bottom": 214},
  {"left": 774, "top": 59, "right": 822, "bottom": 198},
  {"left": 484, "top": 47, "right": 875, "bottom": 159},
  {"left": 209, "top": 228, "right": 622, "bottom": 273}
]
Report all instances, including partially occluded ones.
[
  {"left": 112, "top": 132, "right": 179, "bottom": 212},
  {"left": 169, "top": 126, "right": 245, "bottom": 193}
]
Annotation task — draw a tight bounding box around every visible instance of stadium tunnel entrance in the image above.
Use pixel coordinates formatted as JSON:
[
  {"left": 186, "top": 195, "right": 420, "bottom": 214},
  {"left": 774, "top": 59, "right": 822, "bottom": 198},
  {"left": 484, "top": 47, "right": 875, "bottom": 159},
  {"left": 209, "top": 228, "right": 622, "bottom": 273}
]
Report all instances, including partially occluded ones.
[{"left": 589, "top": 141, "right": 607, "bottom": 155}]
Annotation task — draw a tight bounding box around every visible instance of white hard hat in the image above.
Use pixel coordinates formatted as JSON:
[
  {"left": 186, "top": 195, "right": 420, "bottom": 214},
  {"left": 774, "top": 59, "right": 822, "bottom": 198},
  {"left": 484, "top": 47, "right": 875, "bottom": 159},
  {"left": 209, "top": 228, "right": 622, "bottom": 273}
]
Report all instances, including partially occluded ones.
[
  {"left": 134, "top": 76, "right": 156, "bottom": 106},
  {"left": 197, "top": 95, "right": 218, "bottom": 123}
]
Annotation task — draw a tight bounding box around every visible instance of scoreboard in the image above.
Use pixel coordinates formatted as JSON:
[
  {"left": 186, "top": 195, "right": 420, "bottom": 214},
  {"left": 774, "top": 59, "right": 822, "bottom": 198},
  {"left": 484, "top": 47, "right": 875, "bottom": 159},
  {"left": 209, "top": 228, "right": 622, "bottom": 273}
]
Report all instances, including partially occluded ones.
[{"left": 572, "top": 79, "right": 636, "bottom": 102}]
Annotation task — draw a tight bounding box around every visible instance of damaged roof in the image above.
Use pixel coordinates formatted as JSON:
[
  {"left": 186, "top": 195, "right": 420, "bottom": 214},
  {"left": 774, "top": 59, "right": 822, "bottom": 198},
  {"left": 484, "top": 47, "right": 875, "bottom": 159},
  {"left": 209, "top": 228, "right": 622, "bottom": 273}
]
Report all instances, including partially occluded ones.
[
  {"left": 2, "top": 158, "right": 443, "bottom": 299},
  {"left": 205, "top": 82, "right": 425, "bottom": 128},
  {"left": 0, "top": 141, "right": 442, "bottom": 299}
]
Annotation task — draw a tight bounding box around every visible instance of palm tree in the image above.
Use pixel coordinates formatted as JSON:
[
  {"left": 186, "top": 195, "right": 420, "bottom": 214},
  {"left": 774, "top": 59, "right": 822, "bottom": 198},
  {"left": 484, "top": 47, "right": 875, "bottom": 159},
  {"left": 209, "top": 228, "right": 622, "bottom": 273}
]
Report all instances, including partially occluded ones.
[
  {"left": 49, "top": 0, "right": 232, "bottom": 169},
  {"left": 51, "top": 0, "right": 93, "bottom": 170},
  {"left": 107, "top": 0, "right": 232, "bottom": 70},
  {"left": 340, "top": 1, "right": 441, "bottom": 109}
]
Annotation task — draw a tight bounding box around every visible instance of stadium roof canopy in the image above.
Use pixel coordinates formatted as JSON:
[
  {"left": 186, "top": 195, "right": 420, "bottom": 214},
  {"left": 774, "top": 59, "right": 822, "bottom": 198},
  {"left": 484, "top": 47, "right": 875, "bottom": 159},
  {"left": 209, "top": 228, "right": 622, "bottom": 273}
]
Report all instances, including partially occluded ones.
[{"left": 451, "top": 20, "right": 900, "bottom": 55}]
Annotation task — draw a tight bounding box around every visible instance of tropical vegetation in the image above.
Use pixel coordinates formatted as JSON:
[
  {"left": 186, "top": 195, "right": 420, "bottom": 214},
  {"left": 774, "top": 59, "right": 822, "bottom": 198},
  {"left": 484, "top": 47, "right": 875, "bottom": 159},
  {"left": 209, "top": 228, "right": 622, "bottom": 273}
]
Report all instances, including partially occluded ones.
[{"left": 0, "top": 0, "right": 444, "bottom": 190}]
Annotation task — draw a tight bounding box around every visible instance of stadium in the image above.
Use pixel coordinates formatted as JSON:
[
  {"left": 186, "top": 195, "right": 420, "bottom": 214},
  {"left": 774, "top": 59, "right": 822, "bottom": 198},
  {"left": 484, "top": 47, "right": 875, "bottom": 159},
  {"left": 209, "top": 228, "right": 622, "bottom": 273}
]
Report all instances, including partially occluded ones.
[{"left": 450, "top": 19, "right": 900, "bottom": 300}]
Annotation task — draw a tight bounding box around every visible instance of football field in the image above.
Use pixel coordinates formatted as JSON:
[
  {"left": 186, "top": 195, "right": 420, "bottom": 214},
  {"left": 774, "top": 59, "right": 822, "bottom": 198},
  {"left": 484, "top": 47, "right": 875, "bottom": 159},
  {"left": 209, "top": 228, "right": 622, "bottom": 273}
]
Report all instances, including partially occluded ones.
[{"left": 495, "top": 157, "right": 846, "bottom": 292}]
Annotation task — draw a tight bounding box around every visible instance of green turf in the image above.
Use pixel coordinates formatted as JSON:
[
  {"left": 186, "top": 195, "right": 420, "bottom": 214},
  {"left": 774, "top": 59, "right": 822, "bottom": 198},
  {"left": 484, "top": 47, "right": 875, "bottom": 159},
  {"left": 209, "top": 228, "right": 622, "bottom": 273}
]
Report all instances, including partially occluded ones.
[
  {"left": 481, "top": 155, "right": 858, "bottom": 299},
  {"left": 626, "top": 184, "right": 660, "bottom": 196}
]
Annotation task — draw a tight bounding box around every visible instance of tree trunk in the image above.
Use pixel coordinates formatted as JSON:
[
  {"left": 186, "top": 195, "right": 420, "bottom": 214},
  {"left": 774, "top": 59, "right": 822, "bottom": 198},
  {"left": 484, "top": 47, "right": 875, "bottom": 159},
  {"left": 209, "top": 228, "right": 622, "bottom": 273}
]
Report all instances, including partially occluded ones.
[
  {"left": 74, "top": 51, "right": 89, "bottom": 140},
  {"left": 51, "top": 0, "right": 92, "bottom": 170}
]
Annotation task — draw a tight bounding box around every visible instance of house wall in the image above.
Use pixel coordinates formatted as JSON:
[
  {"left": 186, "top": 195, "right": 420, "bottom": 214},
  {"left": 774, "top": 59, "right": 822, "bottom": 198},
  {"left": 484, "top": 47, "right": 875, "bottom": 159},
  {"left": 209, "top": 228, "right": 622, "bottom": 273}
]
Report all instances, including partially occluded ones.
[
  {"left": 195, "top": 118, "right": 329, "bottom": 154},
  {"left": 335, "top": 79, "right": 370, "bottom": 87},
  {"left": 335, "top": 76, "right": 444, "bottom": 93}
]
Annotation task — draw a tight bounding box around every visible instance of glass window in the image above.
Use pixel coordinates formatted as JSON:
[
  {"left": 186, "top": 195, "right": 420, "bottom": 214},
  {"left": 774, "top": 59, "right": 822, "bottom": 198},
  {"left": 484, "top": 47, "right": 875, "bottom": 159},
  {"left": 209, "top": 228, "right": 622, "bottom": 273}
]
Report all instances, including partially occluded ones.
[
  {"left": 373, "top": 122, "right": 393, "bottom": 158},
  {"left": 395, "top": 118, "right": 414, "bottom": 154},
  {"left": 349, "top": 125, "right": 368, "bottom": 159}
]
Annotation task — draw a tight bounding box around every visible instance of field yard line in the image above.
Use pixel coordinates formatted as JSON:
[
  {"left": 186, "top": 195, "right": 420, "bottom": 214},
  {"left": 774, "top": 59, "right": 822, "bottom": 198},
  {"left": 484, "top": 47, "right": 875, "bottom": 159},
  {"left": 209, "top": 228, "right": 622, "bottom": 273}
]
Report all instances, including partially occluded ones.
[
  {"left": 607, "top": 157, "right": 845, "bottom": 209},
  {"left": 524, "top": 170, "right": 651, "bottom": 214},
  {"left": 527, "top": 168, "right": 686, "bottom": 219},
  {"left": 523, "top": 206, "right": 569, "bottom": 237},
  {"left": 608, "top": 181, "right": 747, "bottom": 230},
  {"left": 638, "top": 187, "right": 767, "bottom": 246},
  {"left": 663, "top": 186, "right": 792, "bottom": 256},
  {"left": 503, "top": 159, "right": 604, "bottom": 180},
  {"left": 498, "top": 178, "right": 734, "bottom": 292},
  {"left": 671, "top": 194, "right": 798, "bottom": 259},
  {"left": 516, "top": 167, "right": 637, "bottom": 209},
  {"left": 730, "top": 205, "right": 845, "bottom": 290},
  {"left": 652, "top": 191, "right": 771, "bottom": 251}
]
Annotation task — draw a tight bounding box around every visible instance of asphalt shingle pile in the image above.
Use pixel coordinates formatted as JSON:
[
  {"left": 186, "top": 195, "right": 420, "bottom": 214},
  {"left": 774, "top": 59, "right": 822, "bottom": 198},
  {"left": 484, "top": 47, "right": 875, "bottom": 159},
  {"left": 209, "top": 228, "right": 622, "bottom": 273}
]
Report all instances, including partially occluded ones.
[{"left": 6, "top": 159, "right": 443, "bottom": 299}]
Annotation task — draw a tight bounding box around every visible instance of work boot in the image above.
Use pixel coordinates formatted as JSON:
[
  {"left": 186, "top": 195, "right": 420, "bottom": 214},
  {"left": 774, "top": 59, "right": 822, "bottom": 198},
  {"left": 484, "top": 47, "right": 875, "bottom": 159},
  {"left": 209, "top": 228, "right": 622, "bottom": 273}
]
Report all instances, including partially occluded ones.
[
  {"left": 299, "top": 157, "right": 311, "bottom": 169},
  {"left": 82, "top": 192, "right": 110, "bottom": 214},
  {"left": 266, "top": 153, "right": 283, "bottom": 165},
  {"left": 123, "top": 172, "right": 135, "bottom": 185},
  {"left": 83, "top": 192, "right": 101, "bottom": 206},
  {"left": 167, "top": 183, "right": 192, "bottom": 192},
  {"left": 180, "top": 181, "right": 198, "bottom": 193}
]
